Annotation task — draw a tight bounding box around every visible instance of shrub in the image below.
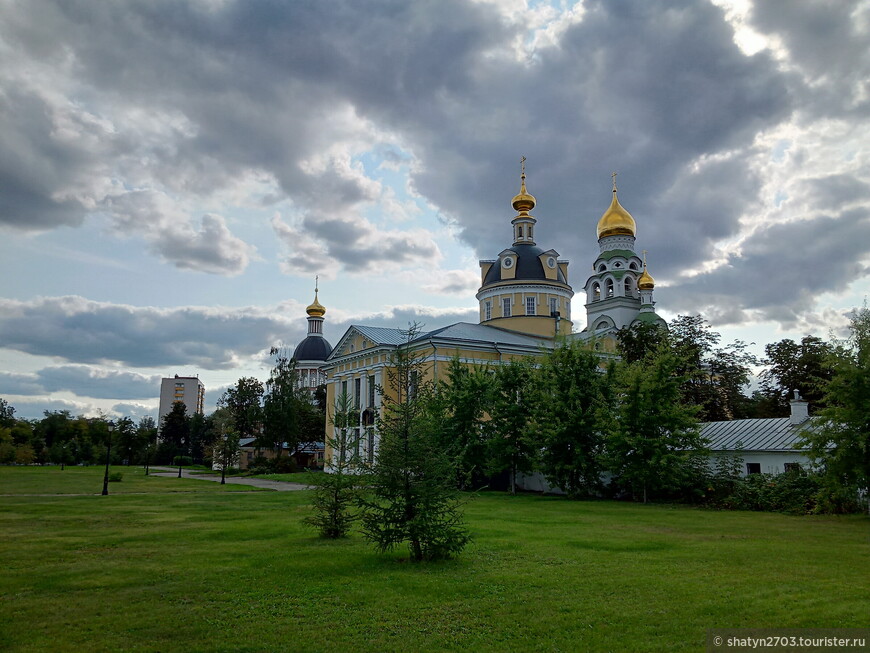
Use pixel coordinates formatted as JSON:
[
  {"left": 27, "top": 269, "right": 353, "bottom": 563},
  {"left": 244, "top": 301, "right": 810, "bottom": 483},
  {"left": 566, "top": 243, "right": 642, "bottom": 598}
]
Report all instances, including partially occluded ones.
[
  {"left": 172, "top": 455, "right": 194, "bottom": 467},
  {"left": 108, "top": 472, "right": 123, "bottom": 482},
  {"left": 717, "top": 469, "right": 824, "bottom": 514}
]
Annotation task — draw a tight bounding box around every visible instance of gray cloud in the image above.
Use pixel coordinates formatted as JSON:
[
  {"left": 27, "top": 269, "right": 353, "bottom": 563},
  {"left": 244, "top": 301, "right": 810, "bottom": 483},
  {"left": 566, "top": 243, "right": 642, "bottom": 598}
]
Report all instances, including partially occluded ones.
[
  {"left": 0, "top": 296, "right": 304, "bottom": 370},
  {"left": 666, "top": 207, "right": 870, "bottom": 327},
  {"left": 0, "top": 0, "right": 867, "bottom": 330}
]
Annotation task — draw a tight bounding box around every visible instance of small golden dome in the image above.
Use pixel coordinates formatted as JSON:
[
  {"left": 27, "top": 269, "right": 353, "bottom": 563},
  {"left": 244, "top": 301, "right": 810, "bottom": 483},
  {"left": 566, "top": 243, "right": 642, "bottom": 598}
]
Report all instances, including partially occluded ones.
[
  {"left": 306, "top": 290, "right": 326, "bottom": 317},
  {"left": 597, "top": 189, "right": 636, "bottom": 239},
  {"left": 637, "top": 264, "right": 655, "bottom": 290},
  {"left": 512, "top": 159, "right": 536, "bottom": 212}
]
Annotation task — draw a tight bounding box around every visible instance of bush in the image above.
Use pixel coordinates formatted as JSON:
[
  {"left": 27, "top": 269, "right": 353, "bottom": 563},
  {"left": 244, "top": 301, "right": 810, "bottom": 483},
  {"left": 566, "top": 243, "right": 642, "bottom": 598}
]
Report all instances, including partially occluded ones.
[
  {"left": 717, "top": 469, "right": 824, "bottom": 514},
  {"left": 247, "top": 454, "right": 296, "bottom": 475},
  {"left": 108, "top": 472, "right": 123, "bottom": 482},
  {"left": 172, "top": 455, "right": 194, "bottom": 467}
]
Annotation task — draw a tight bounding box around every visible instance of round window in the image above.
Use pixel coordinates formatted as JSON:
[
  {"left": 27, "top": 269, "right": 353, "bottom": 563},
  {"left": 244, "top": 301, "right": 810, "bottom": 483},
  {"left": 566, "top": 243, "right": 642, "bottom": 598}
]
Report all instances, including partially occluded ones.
[
  {"left": 547, "top": 256, "right": 557, "bottom": 269},
  {"left": 502, "top": 257, "right": 514, "bottom": 269}
]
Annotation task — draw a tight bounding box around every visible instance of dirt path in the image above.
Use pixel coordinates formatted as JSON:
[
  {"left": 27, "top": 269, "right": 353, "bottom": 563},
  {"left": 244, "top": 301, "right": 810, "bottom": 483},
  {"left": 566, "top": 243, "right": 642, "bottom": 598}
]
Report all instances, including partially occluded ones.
[{"left": 149, "top": 467, "right": 312, "bottom": 491}]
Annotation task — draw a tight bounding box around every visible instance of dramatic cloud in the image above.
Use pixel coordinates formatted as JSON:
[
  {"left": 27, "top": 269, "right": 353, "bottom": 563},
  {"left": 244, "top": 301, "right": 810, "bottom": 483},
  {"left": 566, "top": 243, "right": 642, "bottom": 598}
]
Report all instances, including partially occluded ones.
[{"left": 1, "top": 0, "right": 868, "bottom": 415}]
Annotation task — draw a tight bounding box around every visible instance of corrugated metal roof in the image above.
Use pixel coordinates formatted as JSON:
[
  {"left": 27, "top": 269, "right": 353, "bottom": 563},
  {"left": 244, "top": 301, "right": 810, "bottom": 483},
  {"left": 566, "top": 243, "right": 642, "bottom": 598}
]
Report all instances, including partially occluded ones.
[
  {"left": 352, "top": 325, "right": 427, "bottom": 346},
  {"left": 413, "top": 322, "right": 550, "bottom": 349},
  {"left": 701, "top": 417, "right": 818, "bottom": 452}
]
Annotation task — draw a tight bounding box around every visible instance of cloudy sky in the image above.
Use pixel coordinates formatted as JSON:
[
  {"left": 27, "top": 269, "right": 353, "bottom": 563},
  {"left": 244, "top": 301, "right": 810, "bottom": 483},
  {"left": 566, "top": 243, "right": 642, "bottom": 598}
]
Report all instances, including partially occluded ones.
[{"left": 1, "top": 0, "right": 868, "bottom": 420}]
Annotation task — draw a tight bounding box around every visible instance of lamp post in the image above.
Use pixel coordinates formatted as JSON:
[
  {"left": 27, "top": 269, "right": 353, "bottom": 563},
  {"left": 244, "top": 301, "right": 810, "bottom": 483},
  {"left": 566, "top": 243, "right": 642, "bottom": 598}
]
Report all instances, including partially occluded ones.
[
  {"left": 60, "top": 442, "right": 66, "bottom": 471},
  {"left": 102, "top": 421, "right": 114, "bottom": 496}
]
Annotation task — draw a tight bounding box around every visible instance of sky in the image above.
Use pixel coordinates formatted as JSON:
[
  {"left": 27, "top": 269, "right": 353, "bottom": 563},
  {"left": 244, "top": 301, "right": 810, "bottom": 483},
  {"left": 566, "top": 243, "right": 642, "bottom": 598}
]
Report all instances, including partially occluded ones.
[{"left": 1, "top": 0, "right": 868, "bottom": 421}]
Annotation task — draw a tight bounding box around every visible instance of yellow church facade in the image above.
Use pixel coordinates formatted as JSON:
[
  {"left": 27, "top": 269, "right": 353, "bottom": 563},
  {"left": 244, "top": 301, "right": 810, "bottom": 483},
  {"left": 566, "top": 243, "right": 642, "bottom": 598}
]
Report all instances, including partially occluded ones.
[{"left": 315, "top": 166, "right": 663, "bottom": 464}]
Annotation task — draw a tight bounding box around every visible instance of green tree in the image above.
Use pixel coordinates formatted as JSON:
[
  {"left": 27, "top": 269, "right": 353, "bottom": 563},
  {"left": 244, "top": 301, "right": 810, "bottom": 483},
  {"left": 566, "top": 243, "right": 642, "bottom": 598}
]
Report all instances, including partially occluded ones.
[
  {"left": 604, "top": 348, "right": 705, "bottom": 503},
  {"left": 136, "top": 416, "right": 158, "bottom": 474},
  {"left": 533, "top": 341, "right": 608, "bottom": 498},
  {"left": 486, "top": 359, "right": 536, "bottom": 494},
  {"left": 360, "top": 326, "right": 470, "bottom": 561},
  {"left": 210, "top": 428, "right": 241, "bottom": 484},
  {"left": 430, "top": 358, "right": 492, "bottom": 490},
  {"left": 799, "top": 307, "right": 870, "bottom": 514},
  {"left": 306, "top": 390, "right": 362, "bottom": 538},
  {"left": 219, "top": 377, "right": 264, "bottom": 443},
  {"left": 0, "top": 398, "right": 15, "bottom": 427},
  {"left": 158, "top": 402, "right": 190, "bottom": 464},
  {"left": 262, "top": 348, "right": 303, "bottom": 460},
  {"left": 616, "top": 321, "right": 669, "bottom": 364},
  {"left": 113, "top": 417, "right": 137, "bottom": 465},
  {"left": 760, "top": 336, "right": 834, "bottom": 415}
]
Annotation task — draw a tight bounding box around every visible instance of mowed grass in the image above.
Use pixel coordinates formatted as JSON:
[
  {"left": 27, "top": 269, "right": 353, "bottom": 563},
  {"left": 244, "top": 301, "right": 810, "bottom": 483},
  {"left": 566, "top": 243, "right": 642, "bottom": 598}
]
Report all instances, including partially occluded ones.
[
  {"left": 0, "top": 467, "right": 866, "bottom": 653},
  {"left": 0, "top": 465, "right": 261, "bottom": 495}
]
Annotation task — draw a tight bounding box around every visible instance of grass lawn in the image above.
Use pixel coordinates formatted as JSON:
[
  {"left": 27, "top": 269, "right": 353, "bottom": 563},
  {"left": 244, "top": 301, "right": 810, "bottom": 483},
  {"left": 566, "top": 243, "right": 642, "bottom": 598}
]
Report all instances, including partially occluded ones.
[{"left": 0, "top": 467, "right": 866, "bottom": 652}]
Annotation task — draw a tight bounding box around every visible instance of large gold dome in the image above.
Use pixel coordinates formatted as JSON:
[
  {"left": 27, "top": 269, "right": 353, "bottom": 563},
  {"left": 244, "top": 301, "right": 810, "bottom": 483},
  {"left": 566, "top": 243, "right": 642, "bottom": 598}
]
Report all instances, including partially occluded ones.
[{"left": 596, "top": 190, "right": 636, "bottom": 239}]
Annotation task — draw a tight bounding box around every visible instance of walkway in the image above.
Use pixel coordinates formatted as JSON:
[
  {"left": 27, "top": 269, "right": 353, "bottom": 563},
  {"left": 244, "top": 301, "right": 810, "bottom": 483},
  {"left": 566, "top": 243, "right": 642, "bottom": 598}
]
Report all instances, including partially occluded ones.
[{"left": 149, "top": 467, "right": 312, "bottom": 492}]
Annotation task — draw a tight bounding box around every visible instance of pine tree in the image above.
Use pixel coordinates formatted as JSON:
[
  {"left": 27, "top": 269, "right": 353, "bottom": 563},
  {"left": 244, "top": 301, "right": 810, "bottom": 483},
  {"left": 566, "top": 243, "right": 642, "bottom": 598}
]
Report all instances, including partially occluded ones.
[{"left": 359, "top": 326, "right": 470, "bottom": 561}]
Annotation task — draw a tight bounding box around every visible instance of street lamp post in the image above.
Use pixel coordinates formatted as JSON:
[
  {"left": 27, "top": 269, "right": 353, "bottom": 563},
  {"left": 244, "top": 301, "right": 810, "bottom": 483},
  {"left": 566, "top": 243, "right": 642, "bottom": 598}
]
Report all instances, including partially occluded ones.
[{"left": 102, "top": 421, "right": 114, "bottom": 496}]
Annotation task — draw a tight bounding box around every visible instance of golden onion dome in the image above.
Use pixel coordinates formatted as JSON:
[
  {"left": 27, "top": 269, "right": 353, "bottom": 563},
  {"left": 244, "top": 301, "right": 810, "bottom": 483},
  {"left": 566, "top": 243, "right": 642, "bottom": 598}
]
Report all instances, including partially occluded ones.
[
  {"left": 597, "top": 188, "right": 636, "bottom": 239},
  {"left": 511, "top": 160, "right": 536, "bottom": 212},
  {"left": 306, "top": 290, "right": 326, "bottom": 317},
  {"left": 637, "top": 264, "right": 655, "bottom": 290}
]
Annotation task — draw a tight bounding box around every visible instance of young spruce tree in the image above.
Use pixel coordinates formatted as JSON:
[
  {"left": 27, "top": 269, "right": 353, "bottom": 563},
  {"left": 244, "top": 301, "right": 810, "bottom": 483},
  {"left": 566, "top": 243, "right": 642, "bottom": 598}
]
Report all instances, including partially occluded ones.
[
  {"left": 305, "top": 390, "right": 363, "bottom": 538},
  {"left": 359, "top": 326, "right": 470, "bottom": 561}
]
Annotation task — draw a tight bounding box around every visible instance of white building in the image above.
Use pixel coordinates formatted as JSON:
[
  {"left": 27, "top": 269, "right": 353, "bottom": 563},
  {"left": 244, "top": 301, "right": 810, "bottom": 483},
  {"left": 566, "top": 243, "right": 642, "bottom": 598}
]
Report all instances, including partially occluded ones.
[
  {"left": 158, "top": 375, "right": 205, "bottom": 425},
  {"left": 702, "top": 394, "right": 815, "bottom": 476}
]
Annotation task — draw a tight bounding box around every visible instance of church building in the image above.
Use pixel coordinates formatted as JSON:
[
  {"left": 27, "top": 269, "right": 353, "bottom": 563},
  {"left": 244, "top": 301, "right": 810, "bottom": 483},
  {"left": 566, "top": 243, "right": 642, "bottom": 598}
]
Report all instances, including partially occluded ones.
[{"left": 314, "top": 164, "right": 663, "bottom": 464}]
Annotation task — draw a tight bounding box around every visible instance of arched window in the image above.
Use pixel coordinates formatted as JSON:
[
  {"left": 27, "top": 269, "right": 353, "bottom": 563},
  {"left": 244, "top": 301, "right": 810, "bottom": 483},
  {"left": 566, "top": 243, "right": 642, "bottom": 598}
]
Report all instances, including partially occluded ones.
[
  {"left": 605, "top": 279, "right": 614, "bottom": 298},
  {"left": 629, "top": 261, "right": 639, "bottom": 270},
  {"left": 597, "top": 263, "right": 607, "bottom": 273},
  {"left": 624, "top": 277, "right": 634, "bottom": 297},
  {"left": 592, "top": 283, "right": 601, "bottom": 302}
]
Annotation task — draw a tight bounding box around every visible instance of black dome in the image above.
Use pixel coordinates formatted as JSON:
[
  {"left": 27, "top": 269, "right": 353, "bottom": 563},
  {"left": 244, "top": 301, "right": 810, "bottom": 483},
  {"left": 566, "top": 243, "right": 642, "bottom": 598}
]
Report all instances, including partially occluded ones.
[
  {"left": 482, "top": 244, "right": 567, "bottom": 286},
  {"left": 293, "top": 336, "right": 332, "bottom": 361}
]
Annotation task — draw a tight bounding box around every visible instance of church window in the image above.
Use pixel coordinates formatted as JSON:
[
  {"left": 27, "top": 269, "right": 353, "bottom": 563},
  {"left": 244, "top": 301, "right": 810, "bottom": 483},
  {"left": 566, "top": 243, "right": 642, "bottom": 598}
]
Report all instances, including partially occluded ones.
[
  {"left": 605, "top": 279, "right": 614, "bottom": 298},
  {"left": 592, "top": 283, "right": 601, "bottom": 302},
  {"left": 596, "top": 321, "right": 609, "bottom": 330},
  {"left": 549, "top": 297, "right": 558, "bottom": 316},
  {"left": 630, "top": 261, "right": 639, "bottom": 270},
  {"left": 502, "top": 297, "right": 512, "bottom": 317},
  {"left": 598, "top": 263, "right": 607, "bottom": 272},
  {"left": 525, "top": 296, "right": 536, "bottom": 315},
  {"left": 614, "top": 262, "right": 621, "bottom": 268},
  {"left": 624, "top": 277, "right": 634, "bottom": 297},
  {"left": 485, "top": 300, "right": 492, "bottom": 321},
  {"left": 528, "top": 226, "right": 533, "bottom": 240}
]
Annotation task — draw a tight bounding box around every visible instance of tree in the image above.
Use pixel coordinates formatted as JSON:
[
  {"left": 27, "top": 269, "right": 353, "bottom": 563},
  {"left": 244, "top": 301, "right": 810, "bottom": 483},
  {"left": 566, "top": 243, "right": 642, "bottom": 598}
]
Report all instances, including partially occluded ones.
[
  {"left": 486, "top": 359, "right": 536, "bottom": 494},
  {"left": 136, "top": 416, "right": 158, "bottom": 474},
  {"left": 616, "top": 322, "right": 668, "bottom": 364},
  {"left": 159, "top": 402, "right": 190, "bottom": 464},
  {"left": 210, "top": 430, "right": 241, "bottom": 485},
  {"left": 799, "top": 307, "right": 870, "bottom": 514},
  {"left": 429, "top": 358, "right": 492, "bottom": 490},
  {"left": 360, "top": 326, "right": 470, "bottom": 561},
  {"left": 219, "top": 377, "right": 264, "bottom": 443},
  {"left": 305, "top": 389, "right": 363, "bottom": 538},
  {"left": 760, "top": 336, "right": 834, "bottom": 415},
  {"left": 604, "top": 347, "right": 705, "bottom": 503},
  {"left": 262, "top": 348, "right": 303, "bottom": 459},
  {"left": 533, "top": 341, "right": 608, "bottom": 498},
  {"left": 0, "top": 398, "right": 15, "bottom": 427}
]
